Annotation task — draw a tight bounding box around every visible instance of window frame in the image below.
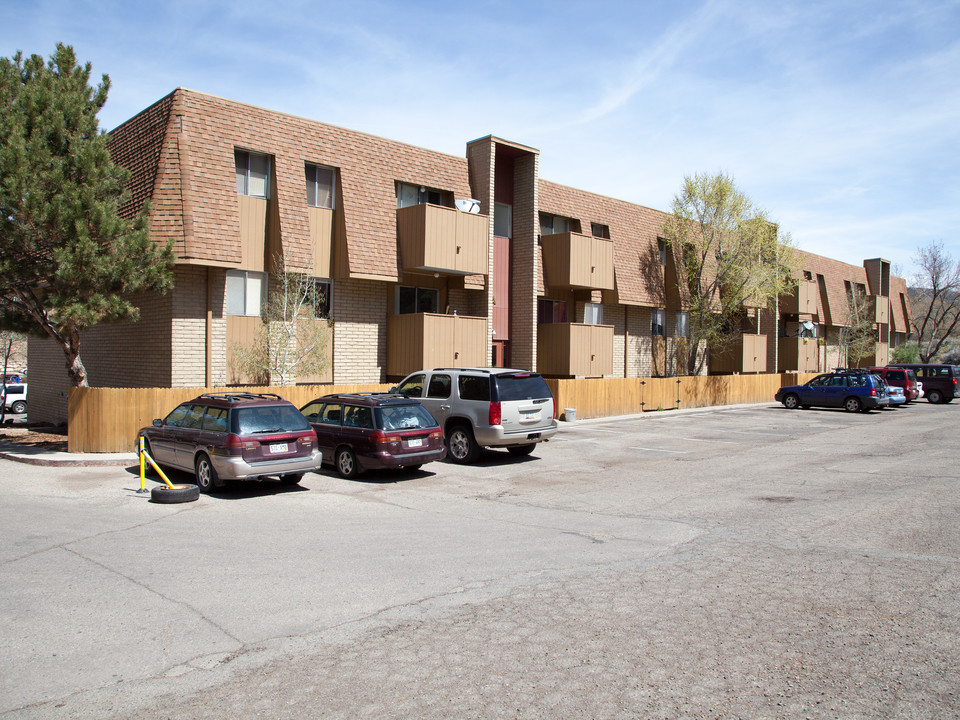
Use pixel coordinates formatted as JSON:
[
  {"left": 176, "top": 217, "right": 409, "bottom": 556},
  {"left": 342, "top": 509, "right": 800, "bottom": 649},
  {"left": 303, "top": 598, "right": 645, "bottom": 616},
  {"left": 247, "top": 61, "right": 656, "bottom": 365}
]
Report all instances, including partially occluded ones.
[
  {"left": 305, "top": 163, "right": 336, "bottom": 209},
  {"left": 652, "top": 308, "right": 665, "bottom": 337},
  {"left": 584, "top": 302, "right": 603, "bottom": 325},
  {"left": 226, "top": 269, "right": 267, "bottom": 317},
  {"left": 396, "top": 285, "right": 440, "bottom": 315},
  {"left": 676, "top": 311, "right": 689, "bottom": 338},
  {"left": 590, "top": 222, "right": 610, "bottom": 239},
  {"left": 235, "top": 149, "right": 271, "bottom": 199}
]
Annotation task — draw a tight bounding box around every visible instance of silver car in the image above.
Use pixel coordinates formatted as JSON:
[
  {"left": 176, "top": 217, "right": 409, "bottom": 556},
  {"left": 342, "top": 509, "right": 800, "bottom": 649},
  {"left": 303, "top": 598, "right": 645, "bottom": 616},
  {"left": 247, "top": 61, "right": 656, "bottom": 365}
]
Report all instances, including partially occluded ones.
[{"left": 394, "top": 368, "right": 558, "bottom": 463}]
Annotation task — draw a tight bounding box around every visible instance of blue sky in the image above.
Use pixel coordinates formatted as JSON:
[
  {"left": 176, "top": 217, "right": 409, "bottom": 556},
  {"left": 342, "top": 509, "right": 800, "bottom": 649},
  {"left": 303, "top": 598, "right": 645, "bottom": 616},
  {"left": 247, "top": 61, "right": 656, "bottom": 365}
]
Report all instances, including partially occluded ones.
[{"left": 4, "top": 0, "right": 959, "bottom": 280}]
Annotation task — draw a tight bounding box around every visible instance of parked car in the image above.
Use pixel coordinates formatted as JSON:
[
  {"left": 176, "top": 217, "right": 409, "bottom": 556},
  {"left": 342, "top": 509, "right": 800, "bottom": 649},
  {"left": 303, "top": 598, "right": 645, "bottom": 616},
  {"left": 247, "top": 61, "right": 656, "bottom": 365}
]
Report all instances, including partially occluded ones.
[
  {"left": 866, "top": 366, "right": 919, "bottom": 402},
  {"left": 885, "top": 384, "right": 906, "bottom": 407},
  {"left": 1, "top": 383, "right": 27, "bottom": 414},
  {"left": 300, "top": 393, "right": 445, "bottom": 478},
  {"left": 775, "top": 371, "right": 889, "bottom": 412},
  {"left": 888, "top": 363, "right": 959, "bottom": 404},
  {"left": 137, "top": 392, "right": 322, "bottom": 492},
  {"left": 393, "top": 368, "right": 558, "bottom": 463}
]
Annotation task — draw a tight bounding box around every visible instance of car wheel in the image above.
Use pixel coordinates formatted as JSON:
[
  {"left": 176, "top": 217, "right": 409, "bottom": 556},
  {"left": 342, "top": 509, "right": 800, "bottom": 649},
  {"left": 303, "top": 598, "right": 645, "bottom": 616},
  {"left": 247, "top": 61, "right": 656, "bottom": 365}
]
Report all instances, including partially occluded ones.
[
  {"left": 150, "top": 484, "right": 200, "bottom": 504},
  {"left": 927, "top": 389, "right": 944, "bottom": 404},
  {"left": 782, "top": 393, "right": 800, "bottom": 410},
  {"left": 335, "top": 447, "right": 359, "bottom": 479},
  {"left": 446, "top": 424, "right": 480, "bottom": 464},
  {"left": 507, "top": 444, "right": 536, "bottom": 456},
  {"left": 194, "top": 454, "right": 219, "bottom": 493},
  {"left": 280, "top": 473, "right": 303, "bottom": 486},
  {"left": 844, "top": 396, "right": 862, "bottom": 413},
  {"left": 10, "top": 400, "right": 26, "bottom": 414}
]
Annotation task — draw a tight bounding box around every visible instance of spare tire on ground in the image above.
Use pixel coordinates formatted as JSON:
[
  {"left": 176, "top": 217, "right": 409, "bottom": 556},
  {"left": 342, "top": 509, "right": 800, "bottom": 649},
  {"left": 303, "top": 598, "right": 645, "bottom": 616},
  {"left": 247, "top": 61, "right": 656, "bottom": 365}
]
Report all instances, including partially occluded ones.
[{"left": 150, "top": 484, "right": 200, "bottom": 504}]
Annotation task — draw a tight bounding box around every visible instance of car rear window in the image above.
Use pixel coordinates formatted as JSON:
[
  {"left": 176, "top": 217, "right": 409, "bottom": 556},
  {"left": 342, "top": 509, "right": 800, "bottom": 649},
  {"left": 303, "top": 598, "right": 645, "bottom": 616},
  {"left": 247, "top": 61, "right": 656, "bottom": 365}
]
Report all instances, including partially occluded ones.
[
  {"left": 458, "top": 375, "right": 490, "bottom": 401},
  {"left": 235, "top": 405, "right": 310, "bottom": 434},
  {"left": 493, "top": 373, "right": 552, "bottom": 401},
  {"left": 378, "top": 404, "right": 438, "bottom": 430}
]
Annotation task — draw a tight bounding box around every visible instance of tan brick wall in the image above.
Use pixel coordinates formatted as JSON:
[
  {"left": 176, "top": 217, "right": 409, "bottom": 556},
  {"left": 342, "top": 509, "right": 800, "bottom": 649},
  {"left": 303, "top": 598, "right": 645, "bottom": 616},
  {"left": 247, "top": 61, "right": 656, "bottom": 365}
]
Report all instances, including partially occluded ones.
[
  {"left": 511, "top": 153, "right": 539, "bottom": 371},
  {"left": 23, "top": 338, "right": 70, "bottom": 425},
  {"left": 332, "top": 279, "right": 389, "bottom": 383}
]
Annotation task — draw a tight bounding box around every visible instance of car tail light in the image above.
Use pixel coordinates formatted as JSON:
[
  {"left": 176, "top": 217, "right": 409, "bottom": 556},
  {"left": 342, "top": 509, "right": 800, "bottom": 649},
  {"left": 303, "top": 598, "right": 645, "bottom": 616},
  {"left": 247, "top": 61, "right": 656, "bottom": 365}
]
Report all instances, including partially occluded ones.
[
  {"left": 551, "top": 399, "right": 557, "bottom": 419},
  {"left": 297, "top": 435, "right": 315, "bottom": 447},
  {"left": 870, "top": 387, "right": 877, "bottom": 397},
  {"left": 489, "top": 401, "right": 501, "bottom": 426},
  {"left": 370, "top": 430, "right": 401, "bottom": 444},
  {"left": 225, "top": 434, "right": 259, "bottom": 452},
  {"left": 429, "top": 430, "right": 442, "bottom": 441}
]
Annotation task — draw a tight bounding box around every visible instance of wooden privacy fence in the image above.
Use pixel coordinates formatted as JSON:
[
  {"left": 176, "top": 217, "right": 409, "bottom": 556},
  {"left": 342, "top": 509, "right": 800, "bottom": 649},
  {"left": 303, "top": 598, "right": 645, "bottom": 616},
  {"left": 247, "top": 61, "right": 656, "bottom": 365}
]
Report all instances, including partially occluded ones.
[
  {"left": 67, "top": 373, "right": 819, "bottom": 453},
  {"left": 545, "top": 373, "right": 819, "bottom": 421},
  {"left": 68, "top": 384, "right": 392, "bottom": 453}
]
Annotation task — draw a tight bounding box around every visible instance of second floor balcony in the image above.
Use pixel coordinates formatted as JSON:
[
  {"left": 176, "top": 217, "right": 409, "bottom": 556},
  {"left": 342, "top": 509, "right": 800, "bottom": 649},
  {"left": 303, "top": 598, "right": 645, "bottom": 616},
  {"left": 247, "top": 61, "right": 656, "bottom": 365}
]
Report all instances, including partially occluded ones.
[
  {"left": 397, "top": 203, "right": 489, "bottom": 276},
  {"left": 540, "top": 232, "right": 614, "bottom": 291},
  {"left": 780, "top": 281, "right": 819, "bottom": 317}
]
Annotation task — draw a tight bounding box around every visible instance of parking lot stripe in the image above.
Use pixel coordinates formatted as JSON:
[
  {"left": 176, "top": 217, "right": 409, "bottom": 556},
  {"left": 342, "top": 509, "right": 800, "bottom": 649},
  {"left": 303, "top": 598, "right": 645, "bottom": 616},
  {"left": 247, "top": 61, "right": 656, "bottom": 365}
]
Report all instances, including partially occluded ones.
[{"left": 629, "top": 446, "right": 689, "bottom": 454}]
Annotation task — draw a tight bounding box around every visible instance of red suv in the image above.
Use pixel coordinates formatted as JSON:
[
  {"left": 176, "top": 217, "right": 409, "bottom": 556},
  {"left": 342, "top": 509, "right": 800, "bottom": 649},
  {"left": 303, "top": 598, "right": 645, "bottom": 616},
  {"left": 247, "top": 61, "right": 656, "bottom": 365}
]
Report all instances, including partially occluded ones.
[{"left": 867, "top": 367, "right": 920, "bottom": 402}]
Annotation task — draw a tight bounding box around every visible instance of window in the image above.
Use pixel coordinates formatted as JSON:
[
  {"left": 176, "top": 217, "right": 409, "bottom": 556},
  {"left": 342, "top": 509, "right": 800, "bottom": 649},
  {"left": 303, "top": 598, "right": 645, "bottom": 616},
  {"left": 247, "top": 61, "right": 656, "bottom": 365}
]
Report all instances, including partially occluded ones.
[
  {"left": 658, "top": 239, "right": 667, "bottom": 266},
  {"left": 226, "top": 270, "right": 266, "bottom": 316},
  {"left": 677, "top": 311, "right": 689, "bottom": 338},
  {"left": 591, "top": 223, "right": 610, "bottom": 239},
  {"left": 540, "top": 212, "right": 572, "bottom": 236},
  {"left": 584, "top": 302, "right": 603, "bottom": 325},
  {"left": 397, "top": 286, "right": 439, "bottom": 314},
  {"left": 458, "top": 375, "right": 490, "bottom": 401},
  {"left": 396, "top": 374, "right": 425, "bottom": 398},
  {"left": 397, "top": 182, "right": 443, "bottom": 208},
  {"left": 495, "top": 202, "right": 512, "bottom": 238},
  {"left": 305, "top": 164, "right": 336, "bottom": 209},
  {"left": 652, "top": 309, "right": 665, "bottom": 337},
  {"left": 803, "top": 270, "right": 813, "bottom": 281},
  {"left": 202, "top": 407, "right": 228, "bottom": 433},
  {"left": 537, "top": 298, "right": 568, "bottom": 324},
  {"left": 235, "top": 150, "right": 270, "bottom": 198},
  {"left": 305, "top": 278, "right": 331, "bottom": 319},
  {"left": 427, "top": 374, "right": 452, "bottom": 399}
]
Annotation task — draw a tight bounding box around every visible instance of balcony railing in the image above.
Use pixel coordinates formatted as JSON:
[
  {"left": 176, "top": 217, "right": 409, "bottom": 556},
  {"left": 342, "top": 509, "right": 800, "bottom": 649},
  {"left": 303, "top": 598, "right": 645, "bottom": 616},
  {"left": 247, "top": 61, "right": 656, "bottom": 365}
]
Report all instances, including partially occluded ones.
[
  {"left": 537, "top": 323, "right": 613, "bottom": 377},
  {"left": 386, "top": 312, "right": 487, "bottom": 377},
  {"left": 709, "top": 334, "right": 768, "bottom": 374},
  {"left": 780, "top": 281, "right": 819, "bottom": 316},
  {"left": 397, "top": 203, "right": 489, "bottom": 276},
  {"left": 540, "top": 232, "right": 614, "bottom": 290},
  {"left": 778, "top": 336, "right": 819, "bottom": 373}
]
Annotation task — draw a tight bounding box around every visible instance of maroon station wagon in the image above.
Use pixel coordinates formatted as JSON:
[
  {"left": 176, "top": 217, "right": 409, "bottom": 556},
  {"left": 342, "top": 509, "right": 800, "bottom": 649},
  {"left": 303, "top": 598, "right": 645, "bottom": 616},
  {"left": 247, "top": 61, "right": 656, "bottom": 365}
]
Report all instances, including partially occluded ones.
[
  {"left": 867, "top": 367, "right": 920, "bottom": 402},
  {"left": 300, "top": 393, "right": 445, "bottom": 478}
]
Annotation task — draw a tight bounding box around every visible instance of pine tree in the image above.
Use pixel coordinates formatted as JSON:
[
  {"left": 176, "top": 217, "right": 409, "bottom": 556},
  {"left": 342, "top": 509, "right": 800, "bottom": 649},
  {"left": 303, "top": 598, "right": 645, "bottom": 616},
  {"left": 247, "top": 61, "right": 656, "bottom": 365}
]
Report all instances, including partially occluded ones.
[{"left": 0, "top": 44, "right": 174, "bottom": 386}]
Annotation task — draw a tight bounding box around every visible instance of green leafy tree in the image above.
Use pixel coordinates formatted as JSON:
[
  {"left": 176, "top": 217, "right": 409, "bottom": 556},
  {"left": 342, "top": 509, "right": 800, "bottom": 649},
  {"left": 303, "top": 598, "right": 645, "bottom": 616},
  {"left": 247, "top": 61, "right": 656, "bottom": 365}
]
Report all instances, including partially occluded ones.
[
  {"left": 661, "top": 172, "right": 796, "bottom": 375},
  {"left": 0, "top": 44, "right": 174, "bottom": 387},
  {"left": 891, "top": 341, "right": 920, "bottom": 364}
]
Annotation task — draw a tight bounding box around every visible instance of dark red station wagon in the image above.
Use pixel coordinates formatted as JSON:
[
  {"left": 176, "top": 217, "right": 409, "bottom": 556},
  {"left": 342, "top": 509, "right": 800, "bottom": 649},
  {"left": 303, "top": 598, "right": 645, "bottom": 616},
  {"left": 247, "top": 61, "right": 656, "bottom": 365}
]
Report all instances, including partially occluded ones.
[
  {"left": 300, "top": 393, "right": 445, "bottom": 478},
  {"left": 866, "top": 367, "right": 920, "bottom": 402}
]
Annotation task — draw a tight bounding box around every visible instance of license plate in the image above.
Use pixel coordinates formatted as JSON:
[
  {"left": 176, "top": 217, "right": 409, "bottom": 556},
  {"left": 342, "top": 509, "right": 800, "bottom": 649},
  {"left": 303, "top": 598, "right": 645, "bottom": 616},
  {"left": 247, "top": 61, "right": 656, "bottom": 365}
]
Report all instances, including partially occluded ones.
[
  {"left": 269, "top": 442, "right": 288, "bottom": 453},
  {"left": 407, "top": 438, "right": 423, "bottom": 448},
  {"left": 523, "top": 412, "right": 538, "bottom": 420}
]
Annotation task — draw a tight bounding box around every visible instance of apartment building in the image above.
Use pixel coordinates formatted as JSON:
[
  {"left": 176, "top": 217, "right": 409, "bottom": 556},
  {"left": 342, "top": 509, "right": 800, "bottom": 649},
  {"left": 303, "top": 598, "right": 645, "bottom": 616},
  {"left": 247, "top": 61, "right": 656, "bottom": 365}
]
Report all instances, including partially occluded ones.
[{"left": 26, "top": 88, "right": 913, "bottom": 423}]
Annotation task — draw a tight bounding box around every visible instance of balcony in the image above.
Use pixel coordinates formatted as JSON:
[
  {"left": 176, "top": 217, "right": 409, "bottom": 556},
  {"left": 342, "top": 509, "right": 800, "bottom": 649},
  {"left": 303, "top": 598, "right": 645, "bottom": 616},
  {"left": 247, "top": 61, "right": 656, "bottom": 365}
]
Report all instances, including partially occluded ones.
[
  {"left": 397, "top": 203, "right": 489, "bottom": 276},
  {"left": 780, "top": 281, "right": 818, "bottom": 317},
  {"left": 852, "top": 341, "right": 890, "bottom": 368},
  {"left": 537, "top": 323, "right": 613, "bottom": 377},
  {"left": 867, "top": 295, "right": 889, "bottom": 324},
  {"left": 387, "top": 313, "right": 487, "bottom": 377},
  {"left": 540, "top": 232, "right": 614, "bottom": 290},
  {"left": 710, "top": 334, "right": 768, "bottom": 374},
  {"left": 778, "top": 336, "right": 819, "bottom": 373}
]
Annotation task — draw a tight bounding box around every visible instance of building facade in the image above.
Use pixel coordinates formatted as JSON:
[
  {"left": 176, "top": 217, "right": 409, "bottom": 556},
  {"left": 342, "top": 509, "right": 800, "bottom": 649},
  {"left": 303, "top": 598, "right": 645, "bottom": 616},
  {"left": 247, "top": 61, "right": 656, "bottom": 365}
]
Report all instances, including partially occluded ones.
[{"left": 27, "top": 89, "right": 913, "bottom": 423}]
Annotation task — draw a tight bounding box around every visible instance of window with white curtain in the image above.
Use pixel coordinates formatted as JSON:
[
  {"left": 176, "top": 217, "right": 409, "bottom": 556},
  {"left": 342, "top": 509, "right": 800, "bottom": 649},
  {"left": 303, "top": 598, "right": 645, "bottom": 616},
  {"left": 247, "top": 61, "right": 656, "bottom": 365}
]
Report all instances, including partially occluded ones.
[
  {"left": 226, "top": 270, "right": 267, "bottom": 316},
  {"left": 652, "top": 308, "right": 665, "bottom": 337},
  {"left": 677, "top": 311, "right": 689, "bottom": 338},
  {"left": 584, "top": 302, "right": 603, "bottom": 325},
  {"left": 306, "top": 164, "right": 336, "bottom": 209},
  {"left": 235, "top": 150, "right": 270, "bottom": 199}
]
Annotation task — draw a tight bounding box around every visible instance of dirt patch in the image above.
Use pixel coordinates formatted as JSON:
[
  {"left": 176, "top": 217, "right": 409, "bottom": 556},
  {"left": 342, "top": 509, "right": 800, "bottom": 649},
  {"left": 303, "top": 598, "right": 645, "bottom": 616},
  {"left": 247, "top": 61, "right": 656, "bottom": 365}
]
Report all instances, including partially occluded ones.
[{"left": 0, "top": 427, "right": 68, "bottom": 452}]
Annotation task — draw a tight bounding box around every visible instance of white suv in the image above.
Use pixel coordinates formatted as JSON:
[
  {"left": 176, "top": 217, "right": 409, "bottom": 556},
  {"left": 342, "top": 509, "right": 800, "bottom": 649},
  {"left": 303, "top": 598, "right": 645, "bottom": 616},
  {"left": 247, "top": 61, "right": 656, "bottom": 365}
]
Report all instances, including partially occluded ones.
[
  {"left": 2, "top": 382, "right": 27, "bottom": 414},
  {"left": 393, "top": 368, "right": 558, "bottom": 463}
]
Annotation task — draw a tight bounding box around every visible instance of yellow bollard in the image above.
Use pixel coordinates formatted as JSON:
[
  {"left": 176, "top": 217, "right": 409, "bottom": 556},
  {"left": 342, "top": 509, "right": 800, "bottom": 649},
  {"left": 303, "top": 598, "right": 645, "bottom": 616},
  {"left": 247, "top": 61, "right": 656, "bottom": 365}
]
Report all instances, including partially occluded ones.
[{"left": 138, "top": 435, "right": 176, "bottom": 490}]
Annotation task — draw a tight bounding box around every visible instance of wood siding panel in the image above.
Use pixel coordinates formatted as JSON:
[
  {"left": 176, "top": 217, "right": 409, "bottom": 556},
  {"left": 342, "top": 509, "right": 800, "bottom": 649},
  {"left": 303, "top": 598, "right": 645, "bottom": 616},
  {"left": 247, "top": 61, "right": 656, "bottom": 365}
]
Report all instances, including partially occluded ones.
[
  {"left": 226, "top": 315, "right": 264, "bottom": 384},
  {"left": 539, "top": 324, "right": 613, "bottom": 377},
  {"left": 540, "top": 233, "right": 614, "bottom": 290},
  {"left": 308, "top": 207, "right": 334, "bottom": 277},
  {"left": 386, "top": 313, "right": 486, "bottom": 376},
  {"left": 238, "top": 195, "right": 267, "bottom": 272}
]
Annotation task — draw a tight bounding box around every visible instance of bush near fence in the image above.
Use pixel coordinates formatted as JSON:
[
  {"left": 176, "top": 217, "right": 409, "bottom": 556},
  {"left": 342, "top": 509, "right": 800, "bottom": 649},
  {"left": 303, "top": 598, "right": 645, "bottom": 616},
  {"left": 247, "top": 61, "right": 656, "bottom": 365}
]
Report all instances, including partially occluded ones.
[{"left": 67, "top": 374, "right": 818, "bottom": 454}]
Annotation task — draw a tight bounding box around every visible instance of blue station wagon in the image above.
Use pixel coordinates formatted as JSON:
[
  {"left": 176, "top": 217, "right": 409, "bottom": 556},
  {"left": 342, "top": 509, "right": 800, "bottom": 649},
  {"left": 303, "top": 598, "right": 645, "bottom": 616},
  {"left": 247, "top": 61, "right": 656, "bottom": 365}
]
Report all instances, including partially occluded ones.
[{"left": 775, "top": 371, "right": 889, "bottom": 413}]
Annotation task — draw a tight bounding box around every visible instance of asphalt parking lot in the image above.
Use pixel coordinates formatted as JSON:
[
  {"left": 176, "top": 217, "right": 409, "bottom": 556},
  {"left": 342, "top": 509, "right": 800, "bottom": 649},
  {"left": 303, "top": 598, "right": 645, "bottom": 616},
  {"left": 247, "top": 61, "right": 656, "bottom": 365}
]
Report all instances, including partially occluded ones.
[{"left": 1, "top": 401, "right": 958, "bottom": 719}]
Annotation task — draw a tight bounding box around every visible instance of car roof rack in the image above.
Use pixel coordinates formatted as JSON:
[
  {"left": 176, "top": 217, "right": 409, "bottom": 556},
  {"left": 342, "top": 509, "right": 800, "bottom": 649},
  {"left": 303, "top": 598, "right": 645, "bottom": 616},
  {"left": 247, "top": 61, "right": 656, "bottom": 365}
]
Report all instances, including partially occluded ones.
[{"left": 198, "top": 392, "right": 284, "bottom": 402}]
